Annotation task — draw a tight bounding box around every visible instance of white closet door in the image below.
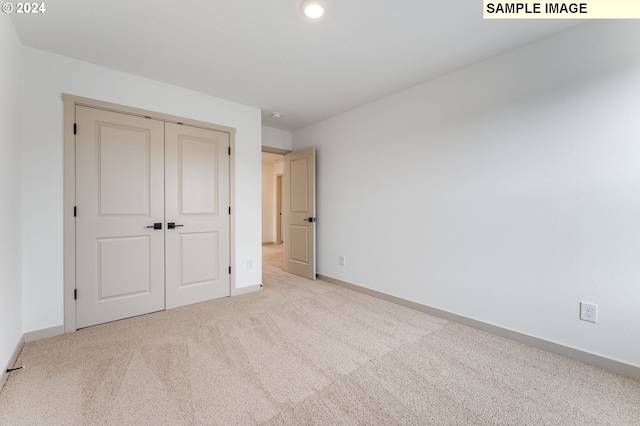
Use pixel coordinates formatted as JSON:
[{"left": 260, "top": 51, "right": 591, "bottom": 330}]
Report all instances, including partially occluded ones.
[
  {"left": 164, "top": 123, "right": 230, "bottom": 309},
  {"left": 75, "top": 106, "right": 165, "bottom": 328}
]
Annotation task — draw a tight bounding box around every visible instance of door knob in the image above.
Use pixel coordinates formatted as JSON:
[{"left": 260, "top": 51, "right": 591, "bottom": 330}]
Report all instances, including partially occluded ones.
[
  {"left": 303, "top": 217, "right": 316, "bottom": 222},
  {"left": 145, "top": 223, "right": 162, "bottom": 230},
  {"left": 167, "top": 222, "right": 184, "bottom": 229}
]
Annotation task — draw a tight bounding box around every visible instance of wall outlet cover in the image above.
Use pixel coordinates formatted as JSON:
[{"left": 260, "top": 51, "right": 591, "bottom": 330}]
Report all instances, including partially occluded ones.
[{"left": 580, "top": 302, "right": 597, "bottom": 323}]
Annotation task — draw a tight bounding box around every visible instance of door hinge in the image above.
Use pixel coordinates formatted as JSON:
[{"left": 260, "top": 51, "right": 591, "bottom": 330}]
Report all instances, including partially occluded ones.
[
  {"left": 74, "top": 206, "right": 77, "bottom": 217},
  {"left": 228, "top": 206, "right": 231, "bottom": 215},
  {"left": 74, "top": 289, "right": 77, "bottom": 300},
  {"left": 229, "top": 266, "right": 231, "bottom": 274},
  {"left": 228, "top": 147, "right": 231, "bottom": 156},
  {"left": 73, "top": 123, "right": 77, "bottom": 135}
]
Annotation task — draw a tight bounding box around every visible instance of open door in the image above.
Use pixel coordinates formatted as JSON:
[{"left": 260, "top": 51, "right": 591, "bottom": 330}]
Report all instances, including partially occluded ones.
[{"left": 283, "top": 147, "right": 316, "bottom": 280}]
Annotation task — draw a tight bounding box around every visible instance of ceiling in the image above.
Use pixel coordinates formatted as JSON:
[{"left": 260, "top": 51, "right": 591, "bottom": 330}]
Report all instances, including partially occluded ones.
[{"left": 11, "top": 1, "right": 584, "bottom": 131}]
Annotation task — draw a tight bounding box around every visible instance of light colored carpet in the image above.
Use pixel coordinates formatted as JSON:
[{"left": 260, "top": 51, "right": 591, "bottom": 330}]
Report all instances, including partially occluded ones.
[{"left": 1, "top": 245, "right": 639, "bottom": 425}]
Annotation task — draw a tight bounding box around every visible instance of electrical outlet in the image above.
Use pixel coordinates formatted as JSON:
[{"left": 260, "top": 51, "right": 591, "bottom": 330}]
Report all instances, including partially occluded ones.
[
  {"left": 246, "top": 259, "right": 253, "bottom": 270},
  {"left": 580, "top": 302, "right": 597, "bottom": 323},
  {"left": 338, "top": 255, "right": 346, "bottom": 266}
]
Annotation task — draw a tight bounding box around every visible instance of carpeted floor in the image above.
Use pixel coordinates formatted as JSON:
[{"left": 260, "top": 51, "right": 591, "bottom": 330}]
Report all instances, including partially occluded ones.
[{"left": 1, "top": 245, "right": 639, "bottom": 425}]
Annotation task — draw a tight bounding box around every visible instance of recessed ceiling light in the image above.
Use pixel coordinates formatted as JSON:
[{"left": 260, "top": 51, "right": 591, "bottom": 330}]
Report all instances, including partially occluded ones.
[
  {"left": 300, "top": 1, "right": 325, "bottom": 19},
  {"left": 271, "top": 112, "right": 282, "bottom": 118}
]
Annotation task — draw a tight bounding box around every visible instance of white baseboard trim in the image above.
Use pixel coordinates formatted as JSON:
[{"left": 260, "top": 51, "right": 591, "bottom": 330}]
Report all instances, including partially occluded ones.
[
  {"left": 24, "top": 325, "right": 65, "bottom": 343},
  {"left": 318, "top": 274, "right": 640, "bottom": 381},
  {"left": 1, "top": 335, "right": 25, "bottom": 393},
  {"left": 2, "top": 325, "right": 65, "bottom": 393},
  {"left": 232, "top": 283, "right": 264, "bottom": 296}
]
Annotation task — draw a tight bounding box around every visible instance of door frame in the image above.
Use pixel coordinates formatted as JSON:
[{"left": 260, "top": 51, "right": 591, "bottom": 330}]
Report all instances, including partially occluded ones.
[{"left": 62, "top": 94, "right": 236, "bottom": 333}]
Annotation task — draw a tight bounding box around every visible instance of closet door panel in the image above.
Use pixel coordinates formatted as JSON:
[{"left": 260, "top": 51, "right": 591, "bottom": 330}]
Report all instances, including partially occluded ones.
[
  {"left": 75, "top": 106, "right": 165, "bottom": 328},
  {"left": 165, "top": 123, "right": 230, "bottom": 309}
]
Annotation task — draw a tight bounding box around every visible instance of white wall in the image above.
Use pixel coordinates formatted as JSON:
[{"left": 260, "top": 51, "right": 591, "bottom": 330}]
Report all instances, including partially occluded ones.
[
  {"left": 293, "top": 21, "right": 640, "bottom": 367},
  {"left": 0, "top": 14, "right": 23, "bottom": 373},
  {"left": 19, "top": 46, "right": 263, "bottom": 333},
  {"left": 262, "top": 126, "right": 293, "bottom": 151}
]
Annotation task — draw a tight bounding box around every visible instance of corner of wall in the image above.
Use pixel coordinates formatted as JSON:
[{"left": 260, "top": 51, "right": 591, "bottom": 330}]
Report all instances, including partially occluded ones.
[{"left": 0, "top": 12, "right": 24, "bottom": 392}]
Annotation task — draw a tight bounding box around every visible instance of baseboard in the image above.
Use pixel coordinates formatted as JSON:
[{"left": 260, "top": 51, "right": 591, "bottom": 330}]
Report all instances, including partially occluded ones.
[
  {"left": 1, "top": 334, "right": 24, "bottom": 393},
  {"left": 24, "top": 325, "right": 64, "bottom": 343},
  {"left": 232, "top": 283, "right": 264, "bottom": 296},
  {"left": 318, "top": 274, "right": 640, "bottom": 381}
]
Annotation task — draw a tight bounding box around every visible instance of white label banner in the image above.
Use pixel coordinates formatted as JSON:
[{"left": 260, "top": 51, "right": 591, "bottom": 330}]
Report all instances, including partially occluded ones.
[{"left": 483, "top": 1, "right": 640, "bottom": 19}]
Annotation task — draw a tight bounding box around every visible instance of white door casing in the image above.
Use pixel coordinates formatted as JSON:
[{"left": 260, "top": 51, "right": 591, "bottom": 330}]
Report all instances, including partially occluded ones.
[
  {"left": 75, "top": 106, "right": 166, "bottom": 328},
  {"left": 165, "top": 123, "right": 230, "bottom": 309},
  {"left": 74, "top": 104, "right": 231, "bottom": 328},
  {"left": 283, "top": 147, "right": 316, "bottom": 280}
]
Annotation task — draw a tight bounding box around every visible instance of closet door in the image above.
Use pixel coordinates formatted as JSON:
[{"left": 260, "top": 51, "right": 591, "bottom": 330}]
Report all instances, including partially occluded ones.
[
  {"left": 75, "top": 106, "right": 165, "bottom": 328},
  {"left": 164, "top": 123, "right": 230, "bottom": 309}
]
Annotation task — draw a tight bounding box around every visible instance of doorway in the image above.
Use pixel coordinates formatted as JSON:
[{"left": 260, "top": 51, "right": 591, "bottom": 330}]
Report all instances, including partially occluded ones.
[
  {"left": 262, "top": 151, "right": 285, "bottom": 247},
  {"left": 261, "top": 147, "right": 317, "bottom": 280},
  {"left": 276, "top": 174, "right": 283, "bottom": 245}
]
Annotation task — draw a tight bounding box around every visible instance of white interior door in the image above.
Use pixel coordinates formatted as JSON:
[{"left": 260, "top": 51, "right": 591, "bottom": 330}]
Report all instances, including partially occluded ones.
[
  {"left": 283, "top": 147, "right": 316, "bottom": 280},
  {"left": 165, "top": 123, "right": 230, "bottom": 309},
  {"left": 75, "top": 106, "right": 165, "bottom": 328}
]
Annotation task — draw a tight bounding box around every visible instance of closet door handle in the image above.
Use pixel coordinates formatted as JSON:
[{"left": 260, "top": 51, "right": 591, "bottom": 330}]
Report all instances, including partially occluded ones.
[
  {"left": 168, "top": 222, "right": 184, "bottom": 229},
  {"left": 145, "top": 223, "right": 162, "bottom": 230}
]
